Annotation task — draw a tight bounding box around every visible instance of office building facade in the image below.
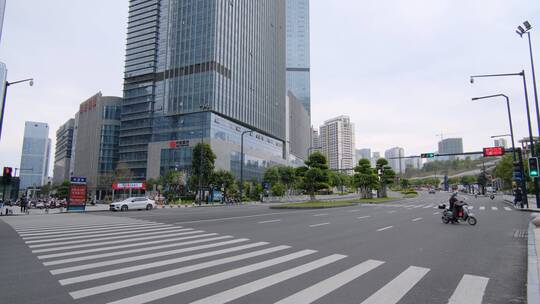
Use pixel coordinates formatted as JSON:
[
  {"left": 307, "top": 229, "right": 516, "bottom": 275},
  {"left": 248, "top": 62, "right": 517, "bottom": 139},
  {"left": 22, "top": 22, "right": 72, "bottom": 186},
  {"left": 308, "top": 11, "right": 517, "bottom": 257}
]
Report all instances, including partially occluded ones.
[
  {"left": 287, "top": 91, "right": 310, "bottom": 162},
  {"left": 438, "top": 138, "right": 463, "bottom": 160},
  {"left": 19, "top": 121, "right": 51, "bottom": 189},
  {"left": 319, "top": 116, "right": 355, "bottom": 171},
  {"left": 121, "top": 0, "right": 287, "bottom": 181},
  {"left": 385, "top": 147, "right": 405, "bottom": 174},
  {"left": 356, "top": 148, "right": 371, "bottom": 161},
  {"left": 286, "top": 0, "right": 310, "bottom": 114},
  {"left": 52, "top": 118, "right": 75, "bottom": 184},
  {"left": 71, "top": 93, "right": 121, "bottom": 199}
]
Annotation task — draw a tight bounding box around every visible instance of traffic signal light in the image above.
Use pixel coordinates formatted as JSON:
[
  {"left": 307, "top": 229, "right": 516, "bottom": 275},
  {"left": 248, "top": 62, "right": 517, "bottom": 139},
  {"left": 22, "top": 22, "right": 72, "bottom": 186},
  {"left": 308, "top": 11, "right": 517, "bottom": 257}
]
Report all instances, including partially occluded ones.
[
  {"left": 421, "top": 153, "right": 435, "bottom": 158},
  {"left": 2, "top": 167, "right": 13, "bottom": 184},
  {"left": 529, "top": 157, "right": 539, "bottom": 177}
]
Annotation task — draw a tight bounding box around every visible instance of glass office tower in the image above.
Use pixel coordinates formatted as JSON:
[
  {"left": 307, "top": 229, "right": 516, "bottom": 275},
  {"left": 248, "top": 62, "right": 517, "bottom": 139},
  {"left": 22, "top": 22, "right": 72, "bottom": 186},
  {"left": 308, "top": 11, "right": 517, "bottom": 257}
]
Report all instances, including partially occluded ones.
[
  {"left": 286, "top": 0, "right": 310, "bottom": 114},
  {"left": 121, "top": 0, "right": 287, "bottom": 180}
]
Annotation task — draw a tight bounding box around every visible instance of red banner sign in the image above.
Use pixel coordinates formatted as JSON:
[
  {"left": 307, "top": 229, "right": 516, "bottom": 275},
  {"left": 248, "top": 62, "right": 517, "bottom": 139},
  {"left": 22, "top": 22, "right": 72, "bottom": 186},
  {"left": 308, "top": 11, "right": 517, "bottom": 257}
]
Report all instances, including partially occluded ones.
[
  {"left": 69, "top": 184, "right": 87, "bottom": 206},
  {"left": 483, "top": 147, "right": 505, "bottom": 157}
]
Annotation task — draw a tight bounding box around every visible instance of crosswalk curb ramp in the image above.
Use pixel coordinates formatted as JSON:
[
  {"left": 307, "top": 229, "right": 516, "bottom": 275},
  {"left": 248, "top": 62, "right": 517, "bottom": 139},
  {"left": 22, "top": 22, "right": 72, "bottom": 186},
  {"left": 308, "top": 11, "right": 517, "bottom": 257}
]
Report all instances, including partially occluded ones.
[{"left": 2, "top": 214, "right": 490, "bottom": 303}]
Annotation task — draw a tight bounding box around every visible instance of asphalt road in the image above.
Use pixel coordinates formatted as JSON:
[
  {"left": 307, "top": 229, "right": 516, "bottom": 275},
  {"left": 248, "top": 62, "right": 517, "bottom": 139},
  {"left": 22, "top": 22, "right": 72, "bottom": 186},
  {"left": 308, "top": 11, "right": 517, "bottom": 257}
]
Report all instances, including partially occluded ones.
[{"left": 0, "top": 191, "right": 529, "bottom": 304}]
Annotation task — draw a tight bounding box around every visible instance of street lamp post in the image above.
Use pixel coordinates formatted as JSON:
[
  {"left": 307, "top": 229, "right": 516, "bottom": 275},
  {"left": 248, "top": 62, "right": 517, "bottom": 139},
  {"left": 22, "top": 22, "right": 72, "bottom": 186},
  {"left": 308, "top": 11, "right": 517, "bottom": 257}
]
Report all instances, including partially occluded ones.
[
  {"left": 517, "top": 21, "right": 540, "bottom": 138},
  {"left": 239, "top": 130, "right": 253, "bottom": 202},
  {"left": 471, "top": 71, "right": 539, "bottom": 207},
  {"left": 472, "top": 94, "right": 516, "bottom": 161},
  {"left": 198, "top": 104, "right": 211, "bottom": 204},
  {"left": 0, "top": 78, "right": 34, "bottom": 141}
]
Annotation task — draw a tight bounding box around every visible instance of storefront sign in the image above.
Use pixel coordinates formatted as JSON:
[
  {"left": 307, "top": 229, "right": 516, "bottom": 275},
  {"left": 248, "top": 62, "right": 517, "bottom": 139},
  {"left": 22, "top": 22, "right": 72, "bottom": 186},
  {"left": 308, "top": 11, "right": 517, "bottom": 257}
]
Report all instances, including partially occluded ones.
[
  {"left": 68, "top": 177, "right": 87, "bottom": 212},
  {"left": 112, "top": 182, "right": 146, "bottom": 190},
  {"left": 169, "top": 140, "right": 190, "bottom": 148}
]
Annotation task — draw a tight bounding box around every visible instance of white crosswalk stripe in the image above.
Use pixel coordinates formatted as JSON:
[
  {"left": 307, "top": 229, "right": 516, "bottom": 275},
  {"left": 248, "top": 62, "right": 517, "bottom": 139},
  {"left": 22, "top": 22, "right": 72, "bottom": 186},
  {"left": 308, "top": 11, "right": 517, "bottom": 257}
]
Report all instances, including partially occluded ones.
[
  {"left": 479, "top": 206, "right": 485, "bottom": 210},
  {"left": 504, "top": 207, "right": 512, "bottom": 211},
  {"left": 360, "top": 266, "right": 430, "bottom": 304},
  {"left": 448, "top": 274, "right": 489, "bottom": 304},
  {"left": 491, "top": 206, "right": 498, "bottom": 211},
  {"left": 3, "top": 216, "right": 495, "bottom": 304}
]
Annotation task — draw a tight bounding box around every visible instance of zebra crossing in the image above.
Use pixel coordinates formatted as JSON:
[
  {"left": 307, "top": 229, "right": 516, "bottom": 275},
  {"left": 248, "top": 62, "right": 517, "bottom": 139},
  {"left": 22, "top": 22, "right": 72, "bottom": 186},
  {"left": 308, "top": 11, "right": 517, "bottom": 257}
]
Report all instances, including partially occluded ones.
[
  {"left": 366, "top": 203, "right": 515, "bottom": 212},
  {"left": 3, "top": 215, "right": 490, "bottom": 304}
]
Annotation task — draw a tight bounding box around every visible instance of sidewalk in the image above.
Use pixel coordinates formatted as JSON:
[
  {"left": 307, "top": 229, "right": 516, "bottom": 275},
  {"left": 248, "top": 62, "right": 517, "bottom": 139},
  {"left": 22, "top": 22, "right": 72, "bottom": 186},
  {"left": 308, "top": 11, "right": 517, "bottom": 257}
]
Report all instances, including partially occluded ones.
[
  {"left": 530, "top": 215, "right": 540, "bottom": 303},
  {"left": 502, "top": 195, "right": 540, "bottom": 212},
  {"left": 0, "top": 204, "right": 110, "bottom": 216}
]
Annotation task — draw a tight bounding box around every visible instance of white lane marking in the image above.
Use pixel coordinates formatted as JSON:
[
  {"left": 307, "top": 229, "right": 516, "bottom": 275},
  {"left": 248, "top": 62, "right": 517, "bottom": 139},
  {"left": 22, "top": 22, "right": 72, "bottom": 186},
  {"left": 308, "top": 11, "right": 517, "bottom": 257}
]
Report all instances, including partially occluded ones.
[
  {"left": 32, "top": 230, "right": 205, "bottom": 253},
  {"left": 467, "top": 206, "right": 474, "bottom": 210},
  {"left": 413, "top": 205, "right": 424, "bottom": 208},
  {"left": 50, "top": 238, "right": 249, "bottom": 275},
  {"left": 105, "top": 250, "right": 317, "bottom": 304},
  {"left": 43, "top": 235, "right": 233, "bottom": 266},
  {"left": 309, "top": 222, "right": 330, "bottom": 228},
  {"left": 15, "top": 221, "right": 155, "bottom": 233},
  {"left": 25, "top": 225, "right": 176, "bottom": 243},
  {"left": 423, "top": 205, "right": 433, "bottom": 209},
  {"left": 37, "top": 233, "right": 218, "bottom": 259},
  {"left": 491, "top": 206, "right": 498, "bottom": 211},
  {"left": 479, "top": 206, "right": 485, "bottom": 210},
  {"left": 258, "top": 219, "right": 281, "bottom": 224},
  {"left": 191, "top": 254, "right": 347, "bottom": 304},
  {"left": 412, "top": 218, "right": 423, "bottom": 222},
  {"left": 174, "top": 211, "right": 320, "bottom": 225},
  {"left": 348, "top": 209, "right": 363, "bottom": 213},
  {"left": 360, "top": 266, "right": 430, "bottom": 304},
  {"left": 504, "top": 207, "right": 512, "bottom": 211},
  {"left": 20, "top": 223, "right": 165, "bottom": 238},
  {"left": 60, "top": 242, "right": 270, "bottom": 286},
  {"left": 448, "top": 274, "right": 489, "bottom": 304},
  {"left": 357, "top": 216, "right": 371, "bottom": 219},
  {"left": 387, "top": 211, "right": 396, "bottom": 214},
  {"left": 69, "top": 245, "right": 290, "bottom": 299},
  {"left": 433, "top": 212, "right": 440, "bottom": 215},
  {"left": 377, "top": 226, "right": 393, "bottom": 232},
  {"left": 29, "top": 228, "right": 194, "bottom": 248},
  {"left": 313, "top": 213, "right": 329, "bottom": 217},
  {"left": 274, "top": 260, "right": 385, "bottom": 304}
]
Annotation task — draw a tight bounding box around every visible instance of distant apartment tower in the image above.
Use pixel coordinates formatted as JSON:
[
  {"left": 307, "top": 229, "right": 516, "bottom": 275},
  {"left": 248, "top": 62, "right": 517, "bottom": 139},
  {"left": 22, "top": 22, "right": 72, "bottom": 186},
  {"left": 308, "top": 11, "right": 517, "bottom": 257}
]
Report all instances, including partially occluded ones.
[
  {"left": 19, "top": 122, "right": 51, "bottom": 189},
  {"left": 438, "top": 138, "right": 463, "bottom": 160},
  {"left": 71, "top": 93, "right": 121, "bottom": 200},
  {"left": 356, "top": 148, "right": 371, "bottom": 161},
  {"left": 494, "top": 138, "right": 507, "bottom": 148},
  {"left": 310, "top": 128, "right": 320, "bottom": 152},
  {"left": 286, "top": 0, "right": 310, "bottom": 114},
  {"left": 371, "top": 151, "right": 381, "bottom": 167},
  {"left": 405, "top": 157, "right": 423, "bottom": 170},
  {"left": 385, "top": 147, "right": 405, "bottom": 174},
  {"left": 121, "top": 0, "right": 287, "bottom": 181},
  {"left": 319, "top": 116, "right": 355, "bottom": 171},
  {"left": 52, "top": 119, "right": 75, "bottom": 184}
]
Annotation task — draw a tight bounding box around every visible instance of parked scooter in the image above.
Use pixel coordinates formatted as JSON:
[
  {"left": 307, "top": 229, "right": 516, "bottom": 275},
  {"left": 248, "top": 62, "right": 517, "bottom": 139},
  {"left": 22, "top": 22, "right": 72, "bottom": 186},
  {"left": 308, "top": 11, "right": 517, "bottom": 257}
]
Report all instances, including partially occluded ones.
[{"left": 439, "top": 201, "right": 477, "bottom": 226}]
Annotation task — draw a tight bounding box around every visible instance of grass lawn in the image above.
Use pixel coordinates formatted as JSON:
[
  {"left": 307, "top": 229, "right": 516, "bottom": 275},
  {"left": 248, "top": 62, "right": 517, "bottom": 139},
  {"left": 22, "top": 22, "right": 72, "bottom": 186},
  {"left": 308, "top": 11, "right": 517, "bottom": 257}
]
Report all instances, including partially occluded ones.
[
  {"left": 273, "top": 200, "right": 357, "bottom": 208},
  {"left": 356, "top": 197, "right": 401, "bottom": 203},
  {"left": 403, "top": 193, "right": 419, "bottom": 199}
]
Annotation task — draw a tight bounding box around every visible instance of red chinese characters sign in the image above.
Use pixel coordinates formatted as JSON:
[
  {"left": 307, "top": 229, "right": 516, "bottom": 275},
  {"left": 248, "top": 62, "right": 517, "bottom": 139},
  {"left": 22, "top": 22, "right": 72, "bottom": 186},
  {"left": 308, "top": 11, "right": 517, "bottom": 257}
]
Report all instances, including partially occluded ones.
[{"left": 483, "top": 147, "right": 505, "bottom": 157}]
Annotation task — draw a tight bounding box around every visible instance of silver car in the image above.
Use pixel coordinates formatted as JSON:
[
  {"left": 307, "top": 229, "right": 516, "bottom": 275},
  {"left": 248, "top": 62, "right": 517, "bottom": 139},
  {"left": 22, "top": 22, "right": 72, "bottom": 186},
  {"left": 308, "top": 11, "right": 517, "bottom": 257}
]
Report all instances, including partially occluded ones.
[{"left": 110, "top": 197, "right": 156, "bottom": 211}]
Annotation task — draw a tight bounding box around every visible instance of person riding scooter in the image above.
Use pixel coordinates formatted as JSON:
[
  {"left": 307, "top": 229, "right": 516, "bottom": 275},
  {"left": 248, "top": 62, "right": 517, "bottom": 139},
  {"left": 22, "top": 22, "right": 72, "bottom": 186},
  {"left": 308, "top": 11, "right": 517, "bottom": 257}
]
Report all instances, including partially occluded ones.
[{"left": 449, "top": 192, "right": 460, "bottom": 221}]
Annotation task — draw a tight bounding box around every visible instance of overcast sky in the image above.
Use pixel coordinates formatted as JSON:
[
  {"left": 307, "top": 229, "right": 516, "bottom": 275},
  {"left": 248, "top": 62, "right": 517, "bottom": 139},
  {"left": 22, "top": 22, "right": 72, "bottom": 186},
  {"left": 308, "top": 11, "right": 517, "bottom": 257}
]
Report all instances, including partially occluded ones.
[{"left": 1, "top": 0, "right": 540, "bottom": 172}]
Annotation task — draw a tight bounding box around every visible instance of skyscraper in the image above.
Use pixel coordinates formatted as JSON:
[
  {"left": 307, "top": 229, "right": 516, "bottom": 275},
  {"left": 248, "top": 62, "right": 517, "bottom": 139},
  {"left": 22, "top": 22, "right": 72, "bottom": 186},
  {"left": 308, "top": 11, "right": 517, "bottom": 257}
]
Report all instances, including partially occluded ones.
[
  {"left": 20, "top": 121, "right": 51, "bottom": 189},
  {"left": 0, "top": 0, "right": 6, "bottom": 44},
  {"left": 319, "top": 116, "right": 355, "bottom": 171},
  {"left": 122, "top": 1, "right": 288, "bottom": 181},
  {"left": 71, "top": 93, "right": 121, "bottom": 200},
  {"left": 53, "top": 118, "right": 75, "bottom": 184},
  {"left": 385, "top": 147, "right": 405, "bottom": 174},
  {"left": 438, "top": 138, "right": 463, "bottom": 160},
  {"left": 286, "top": 0, "right": 310, "bottom": 114}
]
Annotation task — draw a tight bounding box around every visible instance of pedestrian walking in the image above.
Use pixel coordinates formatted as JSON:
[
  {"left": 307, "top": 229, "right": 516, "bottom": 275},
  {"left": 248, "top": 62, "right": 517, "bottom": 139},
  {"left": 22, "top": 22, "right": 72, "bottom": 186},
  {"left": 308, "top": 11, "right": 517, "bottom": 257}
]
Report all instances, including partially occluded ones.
[
  {"left": 20, "top": 195, "right": 26, "bottom": 213},
  {"left": 514, "top": 187, "right": 523, "bottom": 208}
]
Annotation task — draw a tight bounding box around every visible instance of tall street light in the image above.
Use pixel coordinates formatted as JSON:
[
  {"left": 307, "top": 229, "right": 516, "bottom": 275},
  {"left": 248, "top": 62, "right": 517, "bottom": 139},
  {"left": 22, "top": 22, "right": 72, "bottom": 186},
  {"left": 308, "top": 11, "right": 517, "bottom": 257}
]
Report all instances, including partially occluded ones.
[
  {"left": 0, "top": 78, "right": 34, "bottom": 141},
  {"left": 239, "top": 130, "right": 253, "bottom": 202},
  {"left": 471, "top": 71, "right": 539, "bottom": 208},
  {"left": 198, "top": 104, "right": 211, "bottom": 204},
  {"left": 516, "top": 21, "right": 540, "bottom": 137},
  {"left": 472, "top": 94, "right": 516, "bottom": 161}
]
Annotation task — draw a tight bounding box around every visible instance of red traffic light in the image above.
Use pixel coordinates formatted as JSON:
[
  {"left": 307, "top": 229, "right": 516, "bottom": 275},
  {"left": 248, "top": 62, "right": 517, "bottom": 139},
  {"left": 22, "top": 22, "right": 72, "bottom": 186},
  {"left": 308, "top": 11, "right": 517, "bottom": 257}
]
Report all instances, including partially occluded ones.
[
  {"left": 483, "top": 147, "right": 505, "bottom": 157},
  {"left": 3, "top": 167, "right": 13, "bottom": 177}
]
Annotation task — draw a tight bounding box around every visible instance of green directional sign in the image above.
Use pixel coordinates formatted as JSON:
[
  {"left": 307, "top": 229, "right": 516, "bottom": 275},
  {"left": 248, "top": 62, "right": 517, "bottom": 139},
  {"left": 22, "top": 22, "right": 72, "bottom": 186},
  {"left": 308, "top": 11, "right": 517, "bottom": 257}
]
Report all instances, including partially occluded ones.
[{"left": 421, "top": 153, "right": 435, "bottom": 159}]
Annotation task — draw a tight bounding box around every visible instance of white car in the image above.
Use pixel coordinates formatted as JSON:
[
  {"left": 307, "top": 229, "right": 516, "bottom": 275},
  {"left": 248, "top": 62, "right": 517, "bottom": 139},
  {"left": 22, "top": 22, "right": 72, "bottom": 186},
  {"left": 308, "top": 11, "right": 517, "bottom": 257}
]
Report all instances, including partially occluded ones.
[{"left": 110, "top": 197, "right": 156, "bottom": 211}]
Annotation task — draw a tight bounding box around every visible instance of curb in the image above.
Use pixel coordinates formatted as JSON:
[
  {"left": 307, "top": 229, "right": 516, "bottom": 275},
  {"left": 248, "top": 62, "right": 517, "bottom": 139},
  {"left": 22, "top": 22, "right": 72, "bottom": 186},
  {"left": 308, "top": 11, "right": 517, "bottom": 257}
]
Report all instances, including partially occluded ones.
[
  {"left": 503, "top": 199, "right": 540, "bottom": 213},
  {"left": 528, "top": 222, "right": 540, "bottom": 304},
  {"left": 269, "top": 203, "right": 357, "bottom": 210}
]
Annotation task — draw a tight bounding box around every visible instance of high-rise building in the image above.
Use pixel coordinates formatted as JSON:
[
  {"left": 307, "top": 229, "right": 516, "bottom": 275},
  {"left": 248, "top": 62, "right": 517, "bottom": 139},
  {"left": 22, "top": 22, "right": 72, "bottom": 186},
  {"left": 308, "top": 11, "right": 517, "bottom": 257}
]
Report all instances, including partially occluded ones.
[
  {"left": 438, "top": 138, "right": 463, "bottom": 160},
  {"left": 121, "top": 0, "right": 287, "bottom": 181},
  {"left": 385, "top": 147, "right": 405, "bottom": 174},
  {"left": 19, "top": 121, "right": 51, "bottom": 189},
  {"left": 286, "top": 0, "right": 310, "bottom": 114},
  {"left": 0, "top": 0, "right": 6, "bottom": 44},
  {"left": 494, "top": 138, "right": 507, "bottom": 148},
  {"left": 319, "top": 116, "right": 355, "bottom": 171},
  {"left": 287, "top": 92, "right": 310, "bottom": 161},
  {"left": 310, "top": 127, "right": 320, "bottom": 152},
  {"left": 371, "top": 152, "right": 381, "bottom": 167},
  {"left": 356, "top": 148, "right": 371, "bottom": 161},
  {"left": 52, "top": 118, "right": 75, "bottom": 184},
  {"left": 71, "top": 93, "right": 121, "bottom": 200},
  {"left": 405, "top": 157, "right": 423, "bottom": 170}
]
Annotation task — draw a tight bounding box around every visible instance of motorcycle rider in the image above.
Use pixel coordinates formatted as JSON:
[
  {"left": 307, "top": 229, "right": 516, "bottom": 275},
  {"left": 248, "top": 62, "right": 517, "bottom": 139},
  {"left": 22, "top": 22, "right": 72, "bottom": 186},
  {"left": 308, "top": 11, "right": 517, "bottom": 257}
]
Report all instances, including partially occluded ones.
[{"left": 449, "top": 192, "right": 459, "bottom": 221}]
